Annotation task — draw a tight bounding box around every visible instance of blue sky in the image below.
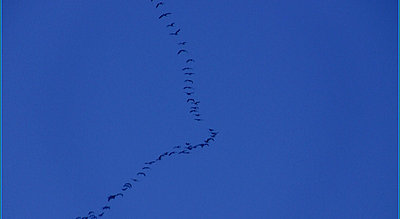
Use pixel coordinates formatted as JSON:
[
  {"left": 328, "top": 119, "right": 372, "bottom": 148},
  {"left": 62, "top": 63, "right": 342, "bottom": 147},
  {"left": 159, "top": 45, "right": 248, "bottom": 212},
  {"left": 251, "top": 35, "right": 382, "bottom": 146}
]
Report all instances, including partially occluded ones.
[{"left": 3, "top": 0, "right": 398, "bottom": 218}]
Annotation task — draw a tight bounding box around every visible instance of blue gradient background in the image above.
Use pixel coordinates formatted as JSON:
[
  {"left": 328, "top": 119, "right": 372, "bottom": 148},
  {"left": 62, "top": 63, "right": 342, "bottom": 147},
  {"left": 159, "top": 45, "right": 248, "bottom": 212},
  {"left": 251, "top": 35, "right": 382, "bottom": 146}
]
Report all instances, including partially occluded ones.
[{"left": 3, "top": 1, "right": 398, "bottom": 218}]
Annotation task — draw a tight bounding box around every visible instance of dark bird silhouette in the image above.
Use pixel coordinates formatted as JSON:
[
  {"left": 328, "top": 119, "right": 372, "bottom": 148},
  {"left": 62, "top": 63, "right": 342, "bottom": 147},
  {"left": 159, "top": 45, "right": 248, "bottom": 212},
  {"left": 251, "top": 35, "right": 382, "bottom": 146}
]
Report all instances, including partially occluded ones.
[
  {"left": 186, "top": 59, "right": 195, "bottom": 63},
  {"left": 124, "top": 183, "right": 132, "bottom": 188},
  {"left": 177, "top": 49, "right": 188, "bottom": 55},
  {"left": 194, "top": 113, "right": 201, "bottom": 116},
  {"left": 185, "top": 92, "right": 194, "bottom": 95},
  {"left": 88, "top": 211, "right": 95, "bottom": 215},
  {"left": 166, "top": 22, "right": 175, "bottom": 27},
  {"left": 193, "top": 101, "right": 200, "bottom": 105},
  {"left": 190, "top": 109, "right": 198, "bottom": 113},
  {"left": 145, "top": 161, "right": 156, "bottom": 165},
  {"left": 205, "top": 137, "right": 215, "bottom": 143},
  {"left": 142, "top": 167, "right": 150, "bottom": 170},
  {"left": 187, "top": 98, "right": 195, "bottom": 103},
  {"left": 178, "top": 41, "right": 187, "bottom": 45},
  {"left": 183, "top": 86, "right": 193, "bottom": 89},
  {"left": 173, "top": 145, "right": 181, "bottom": 149},
  {"left": 158, "top": 12, "right": 171, "bottom": 19},
  {"left": 107, "top": 193, "right": 123, "bottom": 202},
  {"left": 191, "top": 106, "right": 199, "bottom": 109},
  {"left": 98, "top": 212, "right": 104, "bottom": 217},
  {"left": 184, "top": 72, "right": 195, "bottom": 75},
  {"left": 178, "top": 150, "right": 190, "bottom": 154},
  {"left": 195, "top": 118, "right": 203, "bottom": 121},
  {"left": 131, "top": 178, "right": 139, "bottom": 182},
  {"left": 169, "top": 29, "right": 181, "bottom": 35},
  {"left": 182, "top": 67, "right": 193, "bottom": 71},
  {"left": 168, "top": 151, "right": 176, "bottom": 156},
  {"left": 137, "top": 172, "right": 146, "bottom": 176},
  {"left": 184, "top": 79, "right": 193, "bottom": 83},
  {"left": 156, "top": 2, "right": 164, "bottom": 8},
  {"left": 122, "top": 187, "right": 128, "bottom": 191},
  {"left": 209, "top": 128, "right": 215, "bottom": 132},
  {"left": 102, "top": 206, "right": 110, "bottom": 210}
]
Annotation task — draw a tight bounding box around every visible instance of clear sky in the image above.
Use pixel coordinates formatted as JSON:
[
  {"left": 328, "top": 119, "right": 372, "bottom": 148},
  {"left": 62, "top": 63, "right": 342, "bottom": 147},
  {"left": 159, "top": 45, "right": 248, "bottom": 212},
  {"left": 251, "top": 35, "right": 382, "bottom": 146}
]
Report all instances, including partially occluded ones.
[{"left": 3, "top": 1, "right": 398, "bottom": 218}]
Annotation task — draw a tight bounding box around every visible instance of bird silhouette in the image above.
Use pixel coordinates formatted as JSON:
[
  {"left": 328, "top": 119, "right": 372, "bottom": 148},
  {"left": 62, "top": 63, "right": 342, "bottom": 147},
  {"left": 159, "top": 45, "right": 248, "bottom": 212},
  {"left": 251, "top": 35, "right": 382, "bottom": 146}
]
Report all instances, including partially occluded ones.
[
  {"left": 98, "top": 212, "right": 104, "bottom": 217},
  {"left": 102, "top": 206, "right": 110, "bottom": 210},
  {"left": 190, "top": 109, "right": 198, "bottom": 113},
  {"left": 107, "top": 193, "right": 123, "bottom": 202},
  {"left": 166, "top": 22, "right": 175, "bottom": 27},
  {"left": 187, "top": 98, "right": 195, "bottom": 103},
  {"left": 124, "top": 183, "right": 132, "bottom": 188},
  {"left": 205, "top": 137, "right": 215, "bottom": 143},
  {"left": 169, "top": 29, "right": 181, "bottom": 35},
  {"left": 158, "top": 12, "right": 171, "bottom": 19},
  {"left": 195, "top": 118, "right": 203, "bottom": 121},
  {"left": 184, "top": 79, "right": 193, "bottom": 83},
  {"left": 168, "top": 151, "right": 176, "bottom": 156},
  {"left": 156, "top": 2, "right": 164, "bottom": 8},
  {"left": 178, "top": 41, "right": 187, "bottom": 45},
  {"left": 131, "top": 178, "right": 139, "bottom": 182},
  {"left": 137, "top": 172, "right": 146, "bottom": 176},
  {"left": 182, "top": 67, "right": 193, "bottom": 71},
  {"left": 186, "top": 59, "right": 195, "bottom": 63},
  {"left": 142, "top": 167, "right": 151, "bottom": 170},
  {"left": 185, "top": 92, "right": 194, "bottom": 95},
  {"left": 183, "top": 86, "right": 193, "bottom": 89},
  {"left": 184, "top": 72, "right": 195, "bottom": 75},
  {"left": 173, "top": 145, "right": 181, "bottom": 149},
  {"left": 177, "top": 49, "right": 188, "bottom": 55}
]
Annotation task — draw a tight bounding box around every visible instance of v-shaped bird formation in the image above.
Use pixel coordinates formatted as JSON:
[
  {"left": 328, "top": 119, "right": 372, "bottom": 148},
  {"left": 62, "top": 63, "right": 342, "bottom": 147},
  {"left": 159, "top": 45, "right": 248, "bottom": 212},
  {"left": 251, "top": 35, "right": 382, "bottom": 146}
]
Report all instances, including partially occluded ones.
[{"left": 76, "top": 1, "right": 218, "bottom": 218}]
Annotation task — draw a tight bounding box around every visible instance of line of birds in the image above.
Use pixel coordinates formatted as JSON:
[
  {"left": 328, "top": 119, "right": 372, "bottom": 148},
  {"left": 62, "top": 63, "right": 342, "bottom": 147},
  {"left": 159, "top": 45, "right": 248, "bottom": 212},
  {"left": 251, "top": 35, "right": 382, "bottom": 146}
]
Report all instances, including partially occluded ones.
[{"left": 76, "top": 1, "right": 218, "bottom": 218}]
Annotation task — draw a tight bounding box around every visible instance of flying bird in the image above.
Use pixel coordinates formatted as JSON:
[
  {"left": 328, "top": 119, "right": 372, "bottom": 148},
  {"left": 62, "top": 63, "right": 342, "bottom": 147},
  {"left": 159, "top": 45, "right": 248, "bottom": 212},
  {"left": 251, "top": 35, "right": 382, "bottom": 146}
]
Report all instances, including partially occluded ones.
[
  {"left": 158, "top": 12, "right": 171, "bottom": 19},
  {"left": 187, "top": 98, "right": 195, "bottom": 103},
  {"left": 156, "top": 2, "right": 164, "bottom": 8},
  {"left": 124, "top": 183, "right": 132, "bottom": 188},
  {"left": 88, "top": 211, "right": 95, "bottom": 215},
  {"left": 186, "top": 59, "right": 195, "bottom": 63},
  {"left": 169, "top": 29, "right": 181, "bottom": 35},
  {"left": 184, "top": 79, "right": 193, "bottom": 83},
  {"left": 98, "top": 212, "right": 104, "bottom": 217},
  {"left": 178, "top": 41, "right": 187, "bottom": 45},
  {"left": 205, "top": 138, "right": 215, "bottom": 143},
  {"left": 107, "top": 193, "right": 123, "bottom": 202},
  {"left": 194, "top": 113, "right": 201, "bottom": 116},
  {"left": 173, "top": 145, "right": 181, "bottom": 149},
  {"left": 102, "top": 206, "right": 110, "bottom": 210},
  {"left": 182, "top": 67, "right": 193, "bottom": 71},
  {"left": 183, "top": 86, "right": 193, "bottom": 89},
  {"left": 168, "top": 151, "right": 176, "bottom": 156},
  {"left": 142, "top": 167, "right": 150, "bottom": 170},
  {"left": 185, "top": 92, "right": 194, "bottom": 95},
  {"left": 137, "top": 172, "right": 146, "bottom": 176},
  {"left": 166, "top": 22, "right": 175, "bottom": 27},
  {"left": 195, "top": 118, "right": 203, "bottom": 121},
  {"left": 193, "top": 101, "right": 200, "bottom": 105},
  {"left": 184, "top": 72, "right": 195, "bottom": 75},
  {"left": 190, "top": 109, "right": 198, "bottom": 113},
  {"left": 131, "top": 178, "right": 139, "bottom": 182},
  {"left": 177, "top": 49, "right": 188, "bottom": 55}
]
